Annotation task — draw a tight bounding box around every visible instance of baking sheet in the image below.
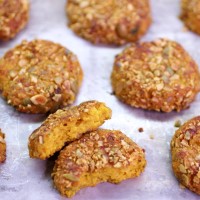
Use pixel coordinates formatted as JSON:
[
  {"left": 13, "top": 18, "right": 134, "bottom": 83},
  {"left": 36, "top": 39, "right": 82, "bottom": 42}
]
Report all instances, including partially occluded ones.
[{"left": 1, "top": 0, "right": 200, "bottom": 199}]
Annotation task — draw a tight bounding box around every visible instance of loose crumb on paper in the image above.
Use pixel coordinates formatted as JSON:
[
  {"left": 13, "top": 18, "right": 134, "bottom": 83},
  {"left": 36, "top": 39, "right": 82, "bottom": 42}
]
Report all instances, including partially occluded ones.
[
  {"left": 138, "top": 127, "right": 144, "bottom": 133},
  {"left": 149, "top": 134, "right": 154, "bottom": 140},
  {"left": 174, "top": 120, "right": 182, "bottom": 128}
]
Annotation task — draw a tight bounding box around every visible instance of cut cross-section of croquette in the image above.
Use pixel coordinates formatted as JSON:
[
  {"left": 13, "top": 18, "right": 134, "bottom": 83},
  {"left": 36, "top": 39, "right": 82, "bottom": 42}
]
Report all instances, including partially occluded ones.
[
  {"left": 52, "top": 129, "right": 146, "bottom": 198},
  {"left": 0, "top": 130, "right": 6, "bottom": 163},
  {"left": 28, "top": 101, "right": 112, "bottom": 160}
]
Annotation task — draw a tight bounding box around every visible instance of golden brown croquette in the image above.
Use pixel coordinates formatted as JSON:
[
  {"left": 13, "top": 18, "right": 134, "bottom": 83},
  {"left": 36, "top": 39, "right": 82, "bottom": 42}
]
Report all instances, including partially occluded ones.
[
  {"left": 111, "top": 38, "right": 200, "bottom": 112},
  {"left": 28, "top": 101, "right": 112, "bottom": 160},
  {"left": 0, "top": 39, "right": 83, "bottom": 113},
  {"left": 171, "top": 116, "right": 200, "bottom": 195},
  {"left": 0, "top": 130, "right": 6, "bottom": 163},
  {"left": 66, "top": 0, "right": 151, "bottom": 45},
  {"left": 181, "top": 0, "right": 200, "bottom": 35},
  {"left": 52, "top": 129, "right": 146, "bottom": 198},
  {"left": 0, "top": 0, "right": 29, "bottom": 40}
]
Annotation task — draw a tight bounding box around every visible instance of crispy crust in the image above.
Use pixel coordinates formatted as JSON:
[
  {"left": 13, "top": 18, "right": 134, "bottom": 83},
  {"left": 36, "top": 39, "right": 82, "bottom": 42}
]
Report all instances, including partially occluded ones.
[
  {"left": 0, "top": 130, "right": 6, "bottom": 163},
  {"left": 0, "top": 0, "right": 29, "bottom": 40},
  {"left": 52, "top": 129, "right": 146, "bottom": 198},
  {"left": 111, "top": 38, "right": 200, "bottom": 112},
  {"left": 66, "top": 0, "right": 151, "bottom": 45},
  {"left": 28, "top": 101, "right": 112, "bottom": 160},
  {"left": 171, "top": 116, "right": 200, "bottom": 195},
  {"left": 180, "top": 0, "right": 200, "bottom": 35},
  {"left": 0, "top": 39, "right": 83, "bottom": 113}
]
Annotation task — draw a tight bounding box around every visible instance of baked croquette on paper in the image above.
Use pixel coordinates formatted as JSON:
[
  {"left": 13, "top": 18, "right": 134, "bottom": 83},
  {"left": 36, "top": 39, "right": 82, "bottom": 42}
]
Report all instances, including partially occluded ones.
[
  {"left": 52, "top": 129, "right": 146, "bottom": 198},
  {"left": 171, "top": 116, "right": 200, "bottom": 195},
  {"left": 0, "top": 0, "right": 29, "bottom": 40},
  {"left": 111, "top": 38, "right": 200, "bottom": 112},
  {"left": 28, "top": 101, "right": 112, "bottom": 160},
  {"left": 0, "top": 39, "right": 83, "bottom": 114},
  {"left": 0, "top": 130, "right": 6, "bottom": 163},
  {"left": 66, "top": 0, "right": 151, "bottom": 45},
  {"left": 181, "top": 0, "right": 200, "bottom": 35}
]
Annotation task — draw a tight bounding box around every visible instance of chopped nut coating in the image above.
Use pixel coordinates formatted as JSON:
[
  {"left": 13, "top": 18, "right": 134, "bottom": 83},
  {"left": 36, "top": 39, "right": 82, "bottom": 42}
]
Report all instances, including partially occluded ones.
[
  {"left": 0, "top": 0, "right": 29, "bottom": 40},
  {"left": 111, "top": 38, "right": 200, "bottom": 112},
  {"left": 171, "top": 116, "right": 200, "bottom": 195},
  {"left": 0, "top": 39, "right": 83, "bottom": 113},
  {"left": 66, "top": 0, "right": 151, "bottom": 45},
  {"left": 28, "top": 101, "right": 112, "bottom": 159},
  {"left": 52, "top": 129, "right": 146, "bottom": 198}
]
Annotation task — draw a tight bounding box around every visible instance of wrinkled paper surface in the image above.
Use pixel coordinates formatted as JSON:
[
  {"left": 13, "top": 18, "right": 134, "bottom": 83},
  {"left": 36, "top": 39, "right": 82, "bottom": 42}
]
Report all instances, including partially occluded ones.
[{"left": 0, "top": 0, "right": 200, "bottom": 199}]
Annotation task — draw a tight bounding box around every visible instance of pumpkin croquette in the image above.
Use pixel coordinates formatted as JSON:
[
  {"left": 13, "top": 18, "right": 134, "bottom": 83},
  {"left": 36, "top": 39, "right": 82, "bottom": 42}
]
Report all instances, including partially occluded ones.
[
  {"left": 52, "top": 129, "right": 146, "bottom": 198},
  {"left": 66, "top": 0, "right": 151, "bottom": 45},
  {"left": 171, "top": 116, "right": 200, "bottom": 195},
  {"left": 0, "top": 0, "right": 29, "bottom": 40},
  {"left": 0, "top": 130, "right": 6, "bottom": 163},
  {"left": 28, "top": 101, "right": 112, "bottom": 160},
  {"left": 111, "top": 38, "right": 200, "bottom": 112},
  {"left": 0, "top": 39, "right": 83, "bottom": 114},
  {"left": 180, "top": 0, "right": 200, "bottom": 35}
]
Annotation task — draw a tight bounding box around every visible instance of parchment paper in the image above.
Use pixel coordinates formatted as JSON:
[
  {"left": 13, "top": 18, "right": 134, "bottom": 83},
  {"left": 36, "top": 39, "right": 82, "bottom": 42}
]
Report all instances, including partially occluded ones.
[{"left": 0, "top": 0, "right": 200, "bottom": 199}]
